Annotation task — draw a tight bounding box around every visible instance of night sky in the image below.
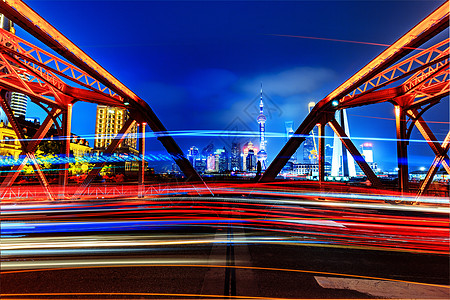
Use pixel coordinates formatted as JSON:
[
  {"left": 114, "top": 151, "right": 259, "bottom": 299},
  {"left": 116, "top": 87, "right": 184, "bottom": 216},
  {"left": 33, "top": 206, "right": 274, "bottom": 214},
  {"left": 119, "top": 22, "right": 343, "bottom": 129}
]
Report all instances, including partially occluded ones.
[{"left": 21, "top": 0, "right": 449, "bottom": 172}]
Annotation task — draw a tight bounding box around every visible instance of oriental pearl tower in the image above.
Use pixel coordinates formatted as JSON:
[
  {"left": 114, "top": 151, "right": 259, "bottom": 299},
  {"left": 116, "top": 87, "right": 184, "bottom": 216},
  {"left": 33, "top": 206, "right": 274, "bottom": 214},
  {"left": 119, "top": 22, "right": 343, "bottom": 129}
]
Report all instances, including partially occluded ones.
[{"left": 257, "top": 84, "right": 267, "bottom": 170}]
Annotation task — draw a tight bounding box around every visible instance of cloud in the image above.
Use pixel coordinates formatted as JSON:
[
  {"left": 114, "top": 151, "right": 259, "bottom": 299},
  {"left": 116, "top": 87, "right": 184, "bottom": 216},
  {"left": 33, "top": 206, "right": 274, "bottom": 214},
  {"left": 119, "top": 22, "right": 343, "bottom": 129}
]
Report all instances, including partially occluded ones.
[{"left": 241, "top": 67, "right": 336, "bottom": 97}]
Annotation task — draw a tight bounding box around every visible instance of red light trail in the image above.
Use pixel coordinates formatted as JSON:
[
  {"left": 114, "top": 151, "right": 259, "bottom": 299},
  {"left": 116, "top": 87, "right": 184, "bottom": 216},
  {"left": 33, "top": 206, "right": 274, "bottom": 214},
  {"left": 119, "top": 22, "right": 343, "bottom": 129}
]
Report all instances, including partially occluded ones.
[{"left": 266, "top": 34, "right": 426, "bottom": 50}]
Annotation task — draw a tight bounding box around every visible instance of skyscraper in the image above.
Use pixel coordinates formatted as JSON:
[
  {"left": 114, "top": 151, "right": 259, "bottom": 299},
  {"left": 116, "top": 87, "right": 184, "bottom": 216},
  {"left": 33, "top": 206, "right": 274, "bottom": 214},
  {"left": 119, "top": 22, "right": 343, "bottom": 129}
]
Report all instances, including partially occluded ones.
[
  {"left": 361, "top": 142, "right": 378, "bottom": 171},
  {"left": 187, "top": 146, "right": 199, "bottom": 166},
  {"left": 242, "top": 141, "right": 258, "bottom": 171},
  {"left": 230, "top": 142, "right": 241, "bottom": 171},
  {"left": 214, "top": 147, "right": 228, "bottom": 173},
  {"left": 0, "top": 17, "right": 29, "bottom": 121},
  {"left": 206, "top": 154, "right": 215, "bottom": 172},
  {"left": 360, "top": 143, "right": 374, "bottom": 163},
  {"left": 94, "top": 105, "right": 137, "bottom": 153},
  {"left": 10, "top": 75, "right": 29, "bottom": 118},
  {"left": 256, "top": 84, "right": 267, "bottom": 169},
  {"left": 246, "top": 149, "right": 256, "bottom": 171}
]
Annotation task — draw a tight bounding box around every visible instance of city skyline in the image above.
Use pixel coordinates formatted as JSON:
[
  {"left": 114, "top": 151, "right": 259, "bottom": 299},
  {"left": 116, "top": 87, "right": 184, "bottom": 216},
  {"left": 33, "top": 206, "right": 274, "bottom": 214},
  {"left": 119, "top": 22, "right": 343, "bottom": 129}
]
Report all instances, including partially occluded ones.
[{"left": 15, "top": 0, "right": 449, "bottom": 172}]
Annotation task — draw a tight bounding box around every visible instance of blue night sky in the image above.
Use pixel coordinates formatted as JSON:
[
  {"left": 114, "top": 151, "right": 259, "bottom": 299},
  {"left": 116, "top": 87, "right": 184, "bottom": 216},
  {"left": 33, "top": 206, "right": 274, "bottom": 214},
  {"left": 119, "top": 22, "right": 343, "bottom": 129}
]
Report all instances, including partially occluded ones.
[{"left": 20, "top": 0, "right": 449, "bottom": 172}]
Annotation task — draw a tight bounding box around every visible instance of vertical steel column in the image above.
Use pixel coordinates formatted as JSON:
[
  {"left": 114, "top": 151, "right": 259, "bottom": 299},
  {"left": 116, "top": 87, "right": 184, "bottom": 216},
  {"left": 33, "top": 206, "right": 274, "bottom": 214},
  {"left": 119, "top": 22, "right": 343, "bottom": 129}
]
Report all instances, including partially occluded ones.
[
  {"left": 138, "top": 122, "right": 146, "bottom": 198},
  {"left": 59, "top": 104, "right": 72, "bottom": 188},
  {"left": 416, "top": 131, "right": 450, "bottom": 198},
  {"left": 339, "top": 110, "right": 349, "bottom": 177},
  {"left": 317, "top": 122, "right": 325, "bottom": 183},
  {"left": 395, "top": 105, "right": 409, "bottom": 193}
]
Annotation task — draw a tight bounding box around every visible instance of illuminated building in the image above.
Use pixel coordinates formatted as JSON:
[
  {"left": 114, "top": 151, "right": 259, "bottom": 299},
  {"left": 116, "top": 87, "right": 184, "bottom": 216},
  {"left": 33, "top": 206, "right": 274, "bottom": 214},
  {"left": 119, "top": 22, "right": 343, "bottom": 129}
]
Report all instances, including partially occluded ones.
[
  {"left": 202, "top": 142, "right": 214, "bottom": 157},
  {"left": 360, "top": 142, "right": 379, "bottom": 172},
  {"left": 331, "top": 110, "right": 356, "bottom": 177},
  {"left": 0, "top": 106, "right": 7, "bottom": 125},
  {"left": 194, "top": 158, "right": 207, "bottom": 173},
  {"left": 246, "top": 149, "right": 256, "bottom": 171},
  {"left": 285, "top": 121, "right": 296, "bottom": 164},
  {"left": 70, "top": 134, "right": 92, "bottom": 157},
  {"left": 0, "top": 16, "right": 29, "bottom": 121},
  {"left": 256, "top": 85, "right": 267, "bottom": 170},
  {"left": 206, "top": 154, "right": 215, "bottom": 172},
  {"left": 94, "top": 105, "right": 137, "bottom": 153},
  {"left": 10, "top": 83, "right": 29, "bottom": 118},
  {"left": 187, "top": 146, "right": 199, "bottom": 165},
  {"left": 0, "top": 121, "right": 21, "bottom": 159},
  {"left": 360, "top": 142, "right": 374, "bottom": 163},
  {"left": 230, "top": 142, "right": 241, "bottom": 171},
  {"left": 242, "top": 141, "right": 258, "bottom": 171},
  {"left": 219, "top": 148, "right": 229, "bottom": 173},
  {"left": 0, "top": 14, "right": 14, "bottom": 33},
  {"left": 214, "top": 147, "right": 228, "bottom": 173},
  {"left": 293, "top": 162, "right": 331, "bottom": 176},
  {"left": 0, "top": 121, "right": 91, "bottom": 159}
]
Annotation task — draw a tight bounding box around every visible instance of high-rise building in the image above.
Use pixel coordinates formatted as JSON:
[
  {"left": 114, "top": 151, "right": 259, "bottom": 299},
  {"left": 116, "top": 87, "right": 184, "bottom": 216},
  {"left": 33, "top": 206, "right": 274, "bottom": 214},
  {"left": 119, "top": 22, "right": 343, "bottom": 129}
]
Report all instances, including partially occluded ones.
[
  {"left": 206, "top": 154, "right": 215, "bottom": 172},
  {"left": 10, "top": 75, "right": 29, "bottom": 118},
  {"left": 256, "top": 84, "right": 267, "bottom": 170},
  {"left": 187, "top": 146, "right": 199, "bottom": 166},
  {"left": 360, "top": 142, "right": 378, "bottom": 172},
  {"left": 94, "top": 105, "right": 137, "bottom": 153},
  {"left": 214, "top": 147, "right": 228, "bottom": 173},
  {"left": 1, "top": 17, "right": 29, "bottom": 122},
  {"left": 202, "top": 142, "right": 214, "bottom": 157},
  {"left": 0, "top": 14, "right": 14, "bottom": 33},
  {"left": 230, "top": 142, "right": 241, "bottom": 171},
  {"left": 246, "top": 149, "right": 256, "bottom": 171},
  {"left": 360, "top": 143, "right": 373, "bottom": 163},
  {"left": 242, "top": 141, "right": 258, "bottom": 171},
  {"left": 194, "top": 158, "right": 207, "bottom": 173}
]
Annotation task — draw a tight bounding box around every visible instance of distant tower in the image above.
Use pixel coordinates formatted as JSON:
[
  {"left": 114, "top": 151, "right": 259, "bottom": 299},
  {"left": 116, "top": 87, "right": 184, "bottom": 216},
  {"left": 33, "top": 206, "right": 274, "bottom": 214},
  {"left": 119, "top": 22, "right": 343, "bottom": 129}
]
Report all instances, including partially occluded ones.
[
  {"left": 331, "top": 110, "right": 356, "bottom": 177},
  {"left": 256, "top": 84, "right": 267, "bottom": 170},
  {"left": 187, "top": 146, "right": 199, "bottom": 165},
  {"left": 230, "top": 142, "right": 241, "bottom": 171}
]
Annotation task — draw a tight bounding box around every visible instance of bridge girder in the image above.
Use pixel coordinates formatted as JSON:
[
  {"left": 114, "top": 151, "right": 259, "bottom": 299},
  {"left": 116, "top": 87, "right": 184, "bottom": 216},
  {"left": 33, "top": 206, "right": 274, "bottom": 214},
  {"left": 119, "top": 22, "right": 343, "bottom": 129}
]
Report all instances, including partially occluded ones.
[
  {"left": 261, "top": 1, "right": 449, "bottom": 197},
  {"left": 0, "top": 0, "right": 203, "bottom": 191}
]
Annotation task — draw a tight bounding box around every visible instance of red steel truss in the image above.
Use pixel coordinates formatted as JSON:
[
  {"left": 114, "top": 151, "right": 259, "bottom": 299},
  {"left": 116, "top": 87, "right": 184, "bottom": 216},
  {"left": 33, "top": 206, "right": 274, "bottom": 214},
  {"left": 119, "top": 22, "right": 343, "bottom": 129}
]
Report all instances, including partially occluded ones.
[
  {"left": 261, "top": 1, "right": 449, "bottom": 197},
  {"left": 0, "top": 0, "right": 202, "bottom": 193}
]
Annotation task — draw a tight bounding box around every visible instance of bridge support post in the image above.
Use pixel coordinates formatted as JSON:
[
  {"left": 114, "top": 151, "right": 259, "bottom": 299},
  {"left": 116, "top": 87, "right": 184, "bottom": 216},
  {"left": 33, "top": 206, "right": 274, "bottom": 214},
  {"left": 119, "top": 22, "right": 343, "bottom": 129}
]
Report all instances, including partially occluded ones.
[
  {"left": 417, "top": 131, "right": 450, "bottom": 198},
  {"left": 138, "top": 122, "right": 146, "bottom": 198},
  {"left": 74, "top": 118, "right": 136, "bottom": 198},
  {"left": 395, "top": 106, "right": 409, "bottom": 194},
  {"left": 317, "top": 121, "right": 325, "bottom": 183},
  {"left": 59, "top": 104, "right": 72, "bottom": 194}
]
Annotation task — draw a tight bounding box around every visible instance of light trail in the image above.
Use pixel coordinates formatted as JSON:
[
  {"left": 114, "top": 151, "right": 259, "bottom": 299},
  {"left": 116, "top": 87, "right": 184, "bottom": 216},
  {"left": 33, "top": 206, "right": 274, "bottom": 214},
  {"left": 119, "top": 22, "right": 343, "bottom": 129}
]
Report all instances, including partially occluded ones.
[{"left": 266, "top": 34, "right": 426, "bottom": 50}]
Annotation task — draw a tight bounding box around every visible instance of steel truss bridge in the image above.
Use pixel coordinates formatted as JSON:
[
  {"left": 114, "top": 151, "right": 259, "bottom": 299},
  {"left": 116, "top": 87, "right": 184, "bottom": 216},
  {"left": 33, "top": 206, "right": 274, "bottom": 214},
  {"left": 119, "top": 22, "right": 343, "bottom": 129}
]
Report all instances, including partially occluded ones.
[{"left": 0, "top": 0, "right": 448, "bottom": 201}]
